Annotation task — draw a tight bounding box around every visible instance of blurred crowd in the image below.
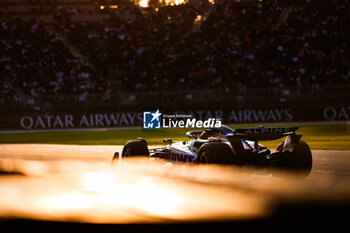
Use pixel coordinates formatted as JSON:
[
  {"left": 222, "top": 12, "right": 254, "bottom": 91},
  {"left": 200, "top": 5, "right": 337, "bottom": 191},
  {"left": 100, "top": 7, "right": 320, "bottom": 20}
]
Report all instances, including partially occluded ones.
[
  {"left": 1, "top": 0, "right": 350, "bottom": 104},
  {"left": 0, "top": 16, "right": 106, "bottom": 105}
]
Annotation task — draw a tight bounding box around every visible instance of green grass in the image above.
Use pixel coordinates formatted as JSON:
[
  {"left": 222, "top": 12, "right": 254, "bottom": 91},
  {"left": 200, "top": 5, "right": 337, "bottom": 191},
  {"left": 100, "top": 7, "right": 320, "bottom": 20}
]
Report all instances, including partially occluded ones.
[
  {"left": 261, "top": 124, "right": 350, "bottom": 150},
  {"left": 0, "top": 124, "right": 349, "bottom": 150}
]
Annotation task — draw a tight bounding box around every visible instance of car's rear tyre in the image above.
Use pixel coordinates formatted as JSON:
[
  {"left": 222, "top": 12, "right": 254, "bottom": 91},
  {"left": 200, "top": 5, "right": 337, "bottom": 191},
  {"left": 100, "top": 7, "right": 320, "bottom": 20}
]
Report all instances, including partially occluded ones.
[
  {"left": 121, "top": 141, "right": 150, "bottom": 158},
  {"left": 197, "top": 142, "right": 235, "bottom": 164},
  {"left": 286, "top": 140, "right": 312, "bottom": 176},
  {"left": 276, "top": 141, "right": 284, "bottom": 152}
]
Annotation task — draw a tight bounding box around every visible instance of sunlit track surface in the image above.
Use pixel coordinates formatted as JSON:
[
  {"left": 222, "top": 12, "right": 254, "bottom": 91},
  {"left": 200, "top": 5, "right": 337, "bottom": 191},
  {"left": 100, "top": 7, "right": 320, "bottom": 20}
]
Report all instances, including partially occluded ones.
[{"left": 0, "top": 144, "right": 349, "bottom": 231}]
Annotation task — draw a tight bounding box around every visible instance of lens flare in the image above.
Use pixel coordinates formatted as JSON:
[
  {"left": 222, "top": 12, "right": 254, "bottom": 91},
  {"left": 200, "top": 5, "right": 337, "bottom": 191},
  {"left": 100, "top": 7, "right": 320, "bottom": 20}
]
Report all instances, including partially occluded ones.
[
  {"left": 38, "top": 193, "right": 92, "bottom": 212},
  {"left": 139, "top": 0, "right": 148, "bottom": 8},
  {"left": 83, "top": 171, "right": 182, "bottom": 216}
]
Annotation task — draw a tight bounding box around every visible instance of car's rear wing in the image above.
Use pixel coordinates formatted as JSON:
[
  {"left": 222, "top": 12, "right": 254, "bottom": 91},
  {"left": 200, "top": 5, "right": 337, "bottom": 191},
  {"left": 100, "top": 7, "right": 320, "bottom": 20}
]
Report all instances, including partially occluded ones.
[
  {"left": 232, "top": 127, "right": 299, "bottom": 141},
  {"left": 227, "top": 126, "right": 301, "bottom": 152}
]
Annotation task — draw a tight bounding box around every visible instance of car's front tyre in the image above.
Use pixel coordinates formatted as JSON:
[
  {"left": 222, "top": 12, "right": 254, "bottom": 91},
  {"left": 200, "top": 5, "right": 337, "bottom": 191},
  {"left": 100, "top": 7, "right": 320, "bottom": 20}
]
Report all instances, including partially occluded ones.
[{"left": 121, "top": 140, "right": 150, "bottom": 158}]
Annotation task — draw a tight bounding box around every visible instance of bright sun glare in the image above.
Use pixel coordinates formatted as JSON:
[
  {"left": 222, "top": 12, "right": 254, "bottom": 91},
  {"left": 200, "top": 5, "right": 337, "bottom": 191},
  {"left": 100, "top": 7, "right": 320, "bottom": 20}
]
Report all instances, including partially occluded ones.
[
  {"left": 39, "top": 193, "right": 92, "bottom": 212},
  {"left": 139, "top": 0, "right": 148, "bottom": 8},
  {"left": 83, "top": 172, "right": 182, "bottom": 216},
  {"left": 138, "top": 0, "right": 188, "bottom": 8}
]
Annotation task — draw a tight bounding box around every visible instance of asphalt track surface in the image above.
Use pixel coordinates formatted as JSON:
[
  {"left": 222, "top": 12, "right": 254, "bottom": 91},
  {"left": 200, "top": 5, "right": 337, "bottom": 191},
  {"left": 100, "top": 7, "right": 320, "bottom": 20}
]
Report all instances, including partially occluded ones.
[{"left": 0, "top": 144, "right": 349, "bottom": 232}]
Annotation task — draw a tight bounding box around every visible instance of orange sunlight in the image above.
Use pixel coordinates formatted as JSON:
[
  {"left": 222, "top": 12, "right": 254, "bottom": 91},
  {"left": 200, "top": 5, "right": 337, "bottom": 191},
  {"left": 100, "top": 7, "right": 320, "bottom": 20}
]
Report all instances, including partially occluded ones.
[
  {"left": 138, "top": 0, "right": 188, "bottom": 8},
  {"left": 83, "top": 171, "right": 183, "bottom": 216}
]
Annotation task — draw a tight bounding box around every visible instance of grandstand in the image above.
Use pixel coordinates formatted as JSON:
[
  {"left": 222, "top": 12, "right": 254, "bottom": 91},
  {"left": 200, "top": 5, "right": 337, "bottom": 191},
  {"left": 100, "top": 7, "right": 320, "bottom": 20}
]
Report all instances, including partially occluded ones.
[{"left": 0, "top": 0, "right": 349, "bottom": 127}]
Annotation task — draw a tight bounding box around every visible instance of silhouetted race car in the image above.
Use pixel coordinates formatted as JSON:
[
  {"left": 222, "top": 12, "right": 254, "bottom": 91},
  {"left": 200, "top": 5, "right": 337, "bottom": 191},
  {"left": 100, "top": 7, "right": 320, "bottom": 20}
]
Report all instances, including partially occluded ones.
[{"left": 113, "top": 125, "right": 312, "bottom": 176}]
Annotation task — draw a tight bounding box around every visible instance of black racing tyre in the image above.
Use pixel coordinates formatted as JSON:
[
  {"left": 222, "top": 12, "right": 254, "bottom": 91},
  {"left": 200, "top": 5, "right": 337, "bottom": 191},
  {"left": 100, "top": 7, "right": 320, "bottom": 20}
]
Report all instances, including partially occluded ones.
[
  {"left": 197, "top": 142, "right": 235, "bottom": 164},
  {"left": 121, "top": 141, "right": 150, "bottom": 158},
  {"left": 276, "top": 141, "right": 284, "bottom": 152},
  {"left": 286, "top": 140, "right": 312, "bottom": 176},
  {"left": 112, "top": 152, "right": 119, "bottom": 160}
]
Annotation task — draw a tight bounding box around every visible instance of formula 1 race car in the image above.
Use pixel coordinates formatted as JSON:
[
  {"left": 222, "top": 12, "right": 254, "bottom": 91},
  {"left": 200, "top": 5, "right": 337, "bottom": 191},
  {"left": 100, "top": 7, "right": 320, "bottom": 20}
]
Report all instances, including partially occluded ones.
[{"left": 113, "top": 125, "right": 313, "bottom": 176}]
